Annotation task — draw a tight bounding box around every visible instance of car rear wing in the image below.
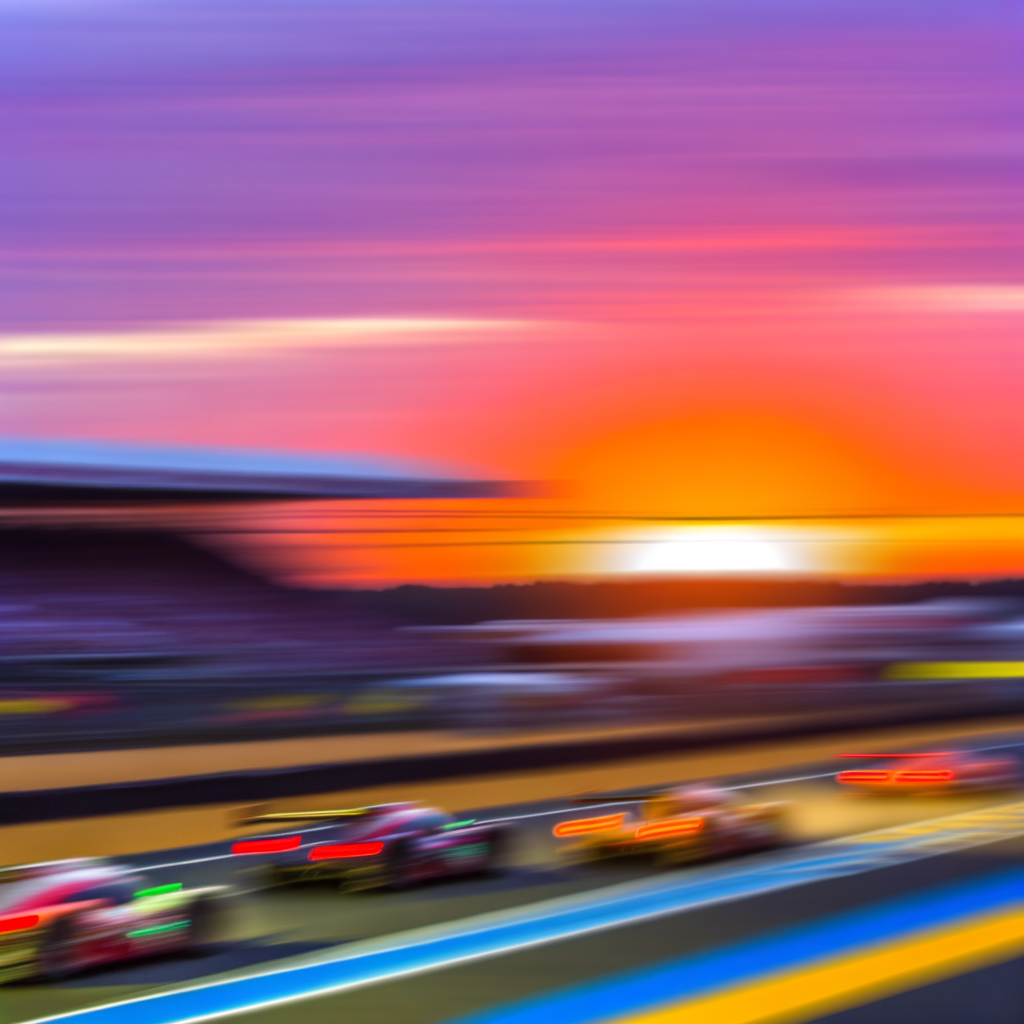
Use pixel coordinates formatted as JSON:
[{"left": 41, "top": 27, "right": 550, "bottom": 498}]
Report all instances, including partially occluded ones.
[
  {"left": 572, "top": 794, "right": 655, "bottom": 805},
  {"left": 230, "top": 802, "right": 416, "bottom": 828},
  {"left": 839, "top": 753, "right": 950, "bottom": 761}
]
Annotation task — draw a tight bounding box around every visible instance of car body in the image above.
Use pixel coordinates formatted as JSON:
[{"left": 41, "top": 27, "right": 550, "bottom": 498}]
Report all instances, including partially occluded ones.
[
  {"left": 0, "top": 859, "right": 230, "bottom": 984},
  {"left": 231, "top": 802, "right": 507, "bottom": 891},
  {"left": 836, "top": 751, "right": 1022, "bottom": 794},
  {"left": 553, "top": 784, "right": 786, "bottom": 867}
]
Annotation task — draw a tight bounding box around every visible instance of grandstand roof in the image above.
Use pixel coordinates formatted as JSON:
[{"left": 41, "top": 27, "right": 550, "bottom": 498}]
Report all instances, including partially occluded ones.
[{"left": 0, "top": 438, "right": 506, "bottom": 506}]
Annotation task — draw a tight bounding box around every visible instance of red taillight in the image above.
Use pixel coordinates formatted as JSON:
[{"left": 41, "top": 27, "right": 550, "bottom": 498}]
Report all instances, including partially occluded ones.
[
  {"left": 837, "top": 770, "right": 891, "bottom": 784},
  {"left": 552, "top": 814, "right": 625, "bottom": 838},
  {"left": 232, "top": 836, "right": 302, "bottom": 855},
  {"left": 893, "top": 770, "right": 954, "bottom": 784},
  {"left": 0, "top": 914, "right": 39, "bottom": 935},
  {"left": 635, "top": 818, "right": 703, "bottom": 841},
  {"left": 309, "top": 842, "right": 384, "bottom": 860}
]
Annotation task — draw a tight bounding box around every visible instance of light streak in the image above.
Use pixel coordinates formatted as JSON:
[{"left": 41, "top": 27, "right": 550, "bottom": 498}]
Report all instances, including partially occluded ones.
[
  {"left": 0, "top": 915, "right": 39, "bottom": 934},
  {"left": 232, "top": 837, "right": 302, "bottom": 855},
  {"left": 553, "top": 814, "right": 626, "bottom": 838},
  {"left": 308, "top": 842, "right": 384, "bottom": 860}
]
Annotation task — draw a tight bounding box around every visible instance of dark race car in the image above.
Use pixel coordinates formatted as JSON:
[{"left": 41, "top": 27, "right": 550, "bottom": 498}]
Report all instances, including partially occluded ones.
[
  {"left": 553, "top": 784, "right": 787, "bottom": 868},
  {"left": 231, "top": 802, "right": 508, "bottom": 891},
  {"left": 0, "top": 858, "right": 231, "bottom": 984}
]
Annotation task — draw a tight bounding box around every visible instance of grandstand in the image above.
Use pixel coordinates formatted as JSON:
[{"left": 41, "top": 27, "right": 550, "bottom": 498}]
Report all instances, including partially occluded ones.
[
  {"left": 0, "top": 529, "right": 458, "bottom": 676},
  {"left": 0, "top": 439, "right": 499, "bottom": 749}
]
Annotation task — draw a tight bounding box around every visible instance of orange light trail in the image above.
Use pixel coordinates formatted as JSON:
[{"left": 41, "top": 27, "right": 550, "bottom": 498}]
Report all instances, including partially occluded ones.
[{"left": 552, "top": 814, "right": 626, "bottom": 838}]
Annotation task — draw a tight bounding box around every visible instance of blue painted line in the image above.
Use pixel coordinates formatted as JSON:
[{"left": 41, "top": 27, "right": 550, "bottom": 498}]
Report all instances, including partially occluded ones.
[
  {"left": 446, "top": 865, "right": 1024, "bottom": 1024},
  {"left": 26, "top": 805, "right": 1024, "bottom": 1024}
]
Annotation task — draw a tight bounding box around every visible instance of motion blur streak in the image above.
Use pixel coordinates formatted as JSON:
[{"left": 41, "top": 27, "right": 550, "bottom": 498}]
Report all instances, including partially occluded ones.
[
  {"left": 308, "top": 842, "right": 384, "bottom": 860},
  {"left": 133, "top": 883, "right": 182, "bottom": 898},
  {"left": 26, "top": 804, "right": 1024, "bottom": 1024},
  {"left": 0, "top": 915, "right": 39, "bottom": 935},
  {"left": 231, "top": 837, "right": 301, "bottom": 855},
  {"left": 611, "top": 906, "right": 1024, "bottom": 1024},
  {"left": 837, "top": 771, "right": 891, "bottom": 783},
  {"left": 886, "top": 662, "right": 1024, "bottom": 680},
  {"left": 0, "top": 319, "right": 532, "bottom": 366},
  {"left": 445, "top": 869, "right": 1024, "bottom": 1024},
  {"left": 837, "top": 754, "right": 953, "bottom": 758},
  {"left": 553, "top": 815, "right": 627, "bottom": 838}
]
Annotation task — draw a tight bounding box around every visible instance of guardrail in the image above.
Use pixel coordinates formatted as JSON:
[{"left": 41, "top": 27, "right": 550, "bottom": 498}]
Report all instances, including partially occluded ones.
[{"left": 0, "top": 698, "right": 1020, "bottom": 826}]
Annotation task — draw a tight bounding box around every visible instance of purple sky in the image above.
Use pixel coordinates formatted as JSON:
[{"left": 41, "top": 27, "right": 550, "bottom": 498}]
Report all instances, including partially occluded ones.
[{"left": 2, "top": 0, "right": 1020, "bottom": 329}]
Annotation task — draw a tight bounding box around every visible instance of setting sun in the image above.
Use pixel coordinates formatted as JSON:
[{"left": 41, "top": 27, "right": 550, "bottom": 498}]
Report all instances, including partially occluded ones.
[{"left": 630, "top": 529, "right": 797, "bottom": 576}]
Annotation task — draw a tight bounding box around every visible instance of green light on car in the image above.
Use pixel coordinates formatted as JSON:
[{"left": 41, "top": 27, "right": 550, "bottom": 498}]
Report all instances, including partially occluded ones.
[
  {"left": 126, "top": 919, "right": 190, "bottom": 939},
  {"left": 442, "top": 819, "right": 476, "bottom": 830},
  {"left": 133, "top": 883, "right": 183, "bottom": 899}
]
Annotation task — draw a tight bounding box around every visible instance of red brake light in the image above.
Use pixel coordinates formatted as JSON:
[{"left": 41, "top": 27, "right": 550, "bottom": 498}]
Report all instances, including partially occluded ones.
[
  {"left": 635, "top": 818, "right": 703, "bottom": 840},
  {"left": 232, "top": 836, "right": 302, "bottom": 855},
  {"left": 0, "top": 914, "right": 39, "bottom": 934},
  {"left": 552, "top": 814, "right": 626, "bottom": 838},
  {"left": 308, "top": 842, "right": 384, "bottom": 860},
  {"left": 893, "top": 770, "right": 955, "bottom": 783},
  {"left": 837, "top": 770, "right": 891, "bottom": 784}
]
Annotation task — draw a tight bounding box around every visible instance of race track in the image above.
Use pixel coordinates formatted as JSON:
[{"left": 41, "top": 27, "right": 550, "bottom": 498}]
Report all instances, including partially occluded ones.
[{"left": 6, "top": 727, "right": 1024, "bottom": 1024}]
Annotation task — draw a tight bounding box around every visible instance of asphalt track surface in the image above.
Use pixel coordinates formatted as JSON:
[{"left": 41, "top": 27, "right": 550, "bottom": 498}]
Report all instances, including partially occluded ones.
[{"left": 7, "top": 729, "right": 1024, "bottom": 1024}]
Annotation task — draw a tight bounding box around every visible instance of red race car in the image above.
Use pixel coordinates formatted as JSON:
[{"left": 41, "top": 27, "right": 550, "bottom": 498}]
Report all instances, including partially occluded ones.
[
  {"left": 232, "top": 802, "right": 508, "bottom": 891},
  {"left": 0, "top": 858, "right": 232, "bottom": 984},
  {"left": 836, "top": 750, "right": 1022, "bottom": 794}
]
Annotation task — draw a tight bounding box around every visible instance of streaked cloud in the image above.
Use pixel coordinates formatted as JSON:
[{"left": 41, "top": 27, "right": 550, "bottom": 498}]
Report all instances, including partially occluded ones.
[
  {"left": 0, "top": 318, "right": 535, "bottom": 365},
  {"left": 861, "top": 286, "right": 1024, "bottom": 313}
]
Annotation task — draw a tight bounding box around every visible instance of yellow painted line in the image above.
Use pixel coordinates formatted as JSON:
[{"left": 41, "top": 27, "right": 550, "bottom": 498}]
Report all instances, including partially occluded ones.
[
  {"left": 831, "top": 800, "right": 1024, "bottom": 848},
  {"left": 0, "top": 699, "right": 75, "bottom": 714},
  {"left": 616, "top": 903, "right": 1024, "bottom": 1024},
  {"left": 886, "top": 660, "right": 1024, "bottom": 680}
]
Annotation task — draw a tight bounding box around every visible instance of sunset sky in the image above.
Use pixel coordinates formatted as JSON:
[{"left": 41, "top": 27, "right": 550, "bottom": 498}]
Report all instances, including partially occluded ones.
[{"left": 2, "top": 0, "right": 1023, "bottom": 584}]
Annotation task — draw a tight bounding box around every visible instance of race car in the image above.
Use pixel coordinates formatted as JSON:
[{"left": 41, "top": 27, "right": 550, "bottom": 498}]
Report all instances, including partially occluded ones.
[
  {"left": 836, "top": 750, "right": 1022, "bottom": 794},
  {"left": 231, "top": 802, "right": 508, "bottom": 891},
  {"left": 0, "top": 858, "right": 231, "bottom": 984},
  {"left": 552, "top": 783, "right": 786, "bottom": 868}
]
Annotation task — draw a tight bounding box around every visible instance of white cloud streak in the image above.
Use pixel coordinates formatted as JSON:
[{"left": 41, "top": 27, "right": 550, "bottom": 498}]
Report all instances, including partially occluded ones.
[
  {"left": 0, "top": 318, "right": 534, "bottom": 365},
  {"left": 861, "top": 286, "right": 1024, "bottom": 313}
]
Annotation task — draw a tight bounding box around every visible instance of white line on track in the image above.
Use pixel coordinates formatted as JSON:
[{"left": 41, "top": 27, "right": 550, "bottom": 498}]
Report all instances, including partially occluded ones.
[
  {"left": 139, "top": 739, "right": 1024, "bottom": 871},
  {"left": 732, "top": 771, "right": 836, "bottom": 787}
]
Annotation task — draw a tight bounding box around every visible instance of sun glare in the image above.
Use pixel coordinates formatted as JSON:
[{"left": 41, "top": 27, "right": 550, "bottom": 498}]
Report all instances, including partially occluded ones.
[{"left": 632, "top": 529, "right": 795, "bottom": 575}]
